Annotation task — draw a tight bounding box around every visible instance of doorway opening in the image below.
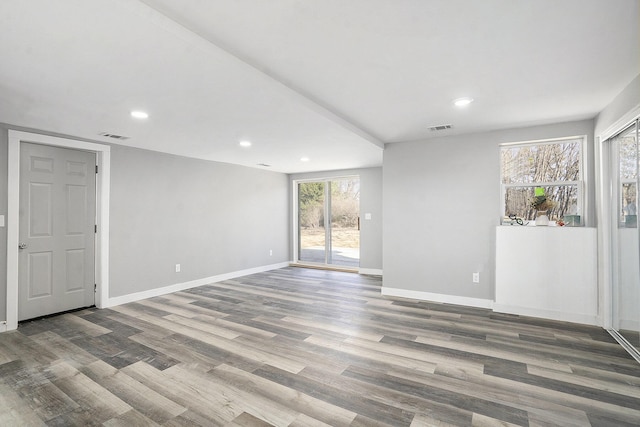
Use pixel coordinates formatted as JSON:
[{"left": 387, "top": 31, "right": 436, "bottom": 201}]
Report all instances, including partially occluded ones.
[
  {"left": 6, "top": 130, "right": 110, "bottom": 331},
  {"left": 295, "top": 177, "right": 360, "bottom": 270}
]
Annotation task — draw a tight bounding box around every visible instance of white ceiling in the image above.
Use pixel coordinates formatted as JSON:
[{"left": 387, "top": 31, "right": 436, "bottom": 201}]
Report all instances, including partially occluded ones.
[{"left": 0, "top": 0, "right": 638, "bottom": 173}]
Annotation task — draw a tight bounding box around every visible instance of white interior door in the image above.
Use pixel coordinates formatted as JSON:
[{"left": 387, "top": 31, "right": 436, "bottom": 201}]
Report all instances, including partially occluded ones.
[{"left": 18, "top": 142, "right": 96, "bottom": 321}]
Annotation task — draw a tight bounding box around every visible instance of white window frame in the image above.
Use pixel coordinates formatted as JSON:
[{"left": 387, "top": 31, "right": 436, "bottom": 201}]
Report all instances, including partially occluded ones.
[{"left": 499, "top": 135, "right": 587, "bottom": 224}]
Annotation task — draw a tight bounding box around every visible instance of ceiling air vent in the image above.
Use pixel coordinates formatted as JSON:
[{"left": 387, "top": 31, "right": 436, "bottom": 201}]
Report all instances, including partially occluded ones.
[
  {"left": 98, "top": 132, "right": 130, "bottom": 140},
  {"left": 427, "top": 124, "right": 453, "bottom": 132},
  {"left": 257, "top": 163, "right": 271, "bottom": 167}
]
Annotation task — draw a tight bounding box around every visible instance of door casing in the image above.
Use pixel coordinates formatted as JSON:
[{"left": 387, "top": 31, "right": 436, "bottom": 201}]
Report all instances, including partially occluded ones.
[
  {"left": 293, "top": 175, "right": 360, "bottom": 269},
  {"left": 19, "top": 142, "right": 96, "bottom": 320},
  {"left": 6, "top": 130, "right": 111, "bottom": 331}
]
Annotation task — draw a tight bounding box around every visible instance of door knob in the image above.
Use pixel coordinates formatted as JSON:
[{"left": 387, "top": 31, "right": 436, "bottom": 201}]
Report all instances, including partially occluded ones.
[{"left": 18, "top": 243, "right": 27, "bottom": 250}]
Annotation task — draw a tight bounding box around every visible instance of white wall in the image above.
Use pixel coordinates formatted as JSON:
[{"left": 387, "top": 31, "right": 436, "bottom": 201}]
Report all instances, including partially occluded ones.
[
  {"left": 595, "top": 74, "right": 640, "bottom": 139},
  {"left": 618, "top": 229, "right": 640, "bottom": 330},
  {"left": 383, "top": 119, "right": 595, "bottom": 304},
  {"left": 495, "top": 227, "right": 598, "bottom": 325},
  {"left": 109, "top": 144, "right": 290, "bottom": 298},
  {"left": 0, "top": 125, "right": 290, "bottom": 322}
]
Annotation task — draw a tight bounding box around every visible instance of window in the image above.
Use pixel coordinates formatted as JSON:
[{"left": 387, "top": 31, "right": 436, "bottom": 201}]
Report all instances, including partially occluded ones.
[{"left": 500, "top": 136, "right": 584, "bottom": 223}]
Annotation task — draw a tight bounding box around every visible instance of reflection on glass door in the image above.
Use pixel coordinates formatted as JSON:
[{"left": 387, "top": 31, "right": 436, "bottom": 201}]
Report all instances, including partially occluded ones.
[
  {"left": 328, "top": 179, "right": 360, "bottom": 267},
  {"left": 611, "top": 120, "right": 640, "bottom": 355},
  {"left": 298, "top": 181, "right": 326, "bottom": 264},
  {"left": 297, "top": 178, "right": 360, "bottom": 268}
]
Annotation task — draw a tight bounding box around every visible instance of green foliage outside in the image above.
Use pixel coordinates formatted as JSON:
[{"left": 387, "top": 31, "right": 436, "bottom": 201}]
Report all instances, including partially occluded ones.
[{"left": 298, "top": 180, "right": 359, "bottom": 229}]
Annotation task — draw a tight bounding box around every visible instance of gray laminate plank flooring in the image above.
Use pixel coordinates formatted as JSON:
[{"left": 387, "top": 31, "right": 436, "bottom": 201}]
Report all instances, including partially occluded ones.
[{"left": 1, "top": 267, "right": 638, "bottom": 426}]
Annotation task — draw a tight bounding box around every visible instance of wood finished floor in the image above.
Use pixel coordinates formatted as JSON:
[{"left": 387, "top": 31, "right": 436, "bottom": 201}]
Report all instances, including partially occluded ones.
[{"left": 1, "top": 267, "right": 639, "bottom": 426}]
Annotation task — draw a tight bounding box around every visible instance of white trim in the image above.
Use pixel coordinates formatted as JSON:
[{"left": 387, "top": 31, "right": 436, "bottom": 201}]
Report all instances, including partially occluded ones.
[
  {"left": 595, "top": 134, "right": 613, "bottom": 329},
  {"left": 493, "top": 303, "right": 599, "bottom": 326},
  {"left": 358, "top": 268, "right": 382, "bottom": 276},
  {"left": 293, "top": 175, "right": 360, "bottom": 184},
  {"left": 596, "top": 114, "right": 640, "bottom": 332},
  {"left": 379, "top": 287, "right": 598, "bottom": 325},
  {"left": 7, "top": 140, "right": 19, "bottom": 330},
  {"left": 598, "top": 103, "right": 640, "bottom": 143},
  {"left": 608, "top": 329, "right": 640, "bottom": 363},
  {"left": 104, "top": 262, "right": 289, "bottom": 307},
  {"left": 502, "top": 181, "right": 581, "bottom": 188},
  {"left": 292, "top": 180, "right": 300, "bottom": 263},
  {"left": 499, "top": 135, "right": 586, "bottom": 147},
  {"left": 380, "top": 286, "right": 493, "bottom": 309},
  {"left": 6, "top": 131, "right": 110, "bottom": 331},
  {"left": 95, "top": 150, "right": 110, "bottom": 309}
]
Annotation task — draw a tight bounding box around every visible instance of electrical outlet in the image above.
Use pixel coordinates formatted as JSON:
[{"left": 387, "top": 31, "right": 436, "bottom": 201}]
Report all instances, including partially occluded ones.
[
  {"left": 175, "top": 264, "right": 181, "bottom": 273},
  {"left": 472, "top": 272, "right": 480, "bottom": 283},
  {"left": 269, "top": 249, "right": 273, "bottom": 256}
]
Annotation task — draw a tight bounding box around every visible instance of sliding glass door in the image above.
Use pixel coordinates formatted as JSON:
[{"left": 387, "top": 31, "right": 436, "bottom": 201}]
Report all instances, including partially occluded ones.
[
  {"left": 297, "top": 177, "right": 360, "bottom": 268},
  {"left": 610, "top": 120, "right": 640, "bottom": 356},
  {"left": 298, "top": 181, "right": 326, "bottom": 264}
]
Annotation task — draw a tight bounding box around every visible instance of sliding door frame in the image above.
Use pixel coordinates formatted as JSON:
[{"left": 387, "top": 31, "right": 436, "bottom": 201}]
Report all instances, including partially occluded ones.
[
  {"left": 596, "top": 106, "right": 640, "bottom": 362},
  {"left": 292, "top": 175, "right": 359, "bottom": 270}
]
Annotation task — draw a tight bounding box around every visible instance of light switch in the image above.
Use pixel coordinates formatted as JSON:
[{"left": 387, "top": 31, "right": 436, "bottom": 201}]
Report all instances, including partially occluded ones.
[{"left": 365, "top": 213, "right": 372, "bottom": 220}]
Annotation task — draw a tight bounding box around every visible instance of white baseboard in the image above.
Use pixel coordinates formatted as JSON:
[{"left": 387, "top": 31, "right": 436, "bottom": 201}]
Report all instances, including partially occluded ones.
[
  {"left": 104, "top": 262, "right": 289, "bottom": 308},
  {"left": 381, "top": 287, "right": 493, "bottom": 309},
  {"left": 493, "top": 303, "right": 600, "bottom": 326},
  {"left": 359, "top": 268, "right": 382, "bottom": 276}
]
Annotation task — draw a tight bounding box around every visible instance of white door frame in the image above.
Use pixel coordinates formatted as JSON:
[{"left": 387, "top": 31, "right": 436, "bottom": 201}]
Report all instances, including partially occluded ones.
[
  {"left": 595, "top": 105, "right": 640, "bottom": 331},
  {"left": 6, "top": 130, "right": 110, "bottom": 331},
  {"left": 292, "top": 175, "right": 360, "bottom": 267}
]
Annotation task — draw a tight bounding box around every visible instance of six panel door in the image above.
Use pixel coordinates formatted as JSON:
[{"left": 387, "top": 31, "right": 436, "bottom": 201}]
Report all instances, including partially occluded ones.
[{"left": 18, "top": 142, "right": 96, "bottom": 321}]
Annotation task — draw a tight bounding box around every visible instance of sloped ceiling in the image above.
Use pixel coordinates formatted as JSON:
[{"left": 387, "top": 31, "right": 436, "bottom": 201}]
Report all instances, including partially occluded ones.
[{"left": 0, "top": 0, "right": 638, "bottom": 173}]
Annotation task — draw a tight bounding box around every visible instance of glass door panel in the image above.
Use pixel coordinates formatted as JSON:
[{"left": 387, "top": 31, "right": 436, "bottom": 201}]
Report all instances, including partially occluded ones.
[
  {"left": 613, "top": 121, "right": 640, "bottom": 352},
  {"left": 328, "top": 179, "right": 360, "bottom": 268},
  {"left": 297, "top": 178, "right": 360, "bottom": 268},
  {"left": 298, "top": 182, "right": 326, "bottom": 264}
]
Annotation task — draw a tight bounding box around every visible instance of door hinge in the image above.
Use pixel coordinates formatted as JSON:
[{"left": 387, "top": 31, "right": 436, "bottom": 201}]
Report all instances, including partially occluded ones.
[
  {"left": 94, "top": 284, "right": 97, "bottom": 292},
  {"left": 95, "top": 224, "right": 97, "bottom": 233},
  {"left": 95, "top": 165, "right": 99, "bottom": 174}
]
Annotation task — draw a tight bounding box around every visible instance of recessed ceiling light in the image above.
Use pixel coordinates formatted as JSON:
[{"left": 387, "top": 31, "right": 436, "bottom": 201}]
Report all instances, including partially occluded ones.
[
  {"left": 453, "top": 97, "right": 474, "bottom": 107},
  {"left": 300, "top": 157, "right": 310, "bottom": 162},
  {"left": 239, "top": 140, "right": 252, "bottom": 148},
  {"left": 130, "top": 110, "right": 149, "bottom": 119}
]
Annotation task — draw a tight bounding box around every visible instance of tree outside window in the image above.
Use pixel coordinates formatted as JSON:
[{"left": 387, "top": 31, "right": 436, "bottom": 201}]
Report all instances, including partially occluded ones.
[{"left": 501, "top": 137, "right": 583, "bottom": 223}]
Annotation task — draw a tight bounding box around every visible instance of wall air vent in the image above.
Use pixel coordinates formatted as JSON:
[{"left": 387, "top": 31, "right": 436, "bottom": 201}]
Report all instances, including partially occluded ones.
[
  {"left": 98, "top": 132, "right": 130, "bottom": 140},
  {"left": 427, "top": 124, "right": 453, "bottom": 132}
]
